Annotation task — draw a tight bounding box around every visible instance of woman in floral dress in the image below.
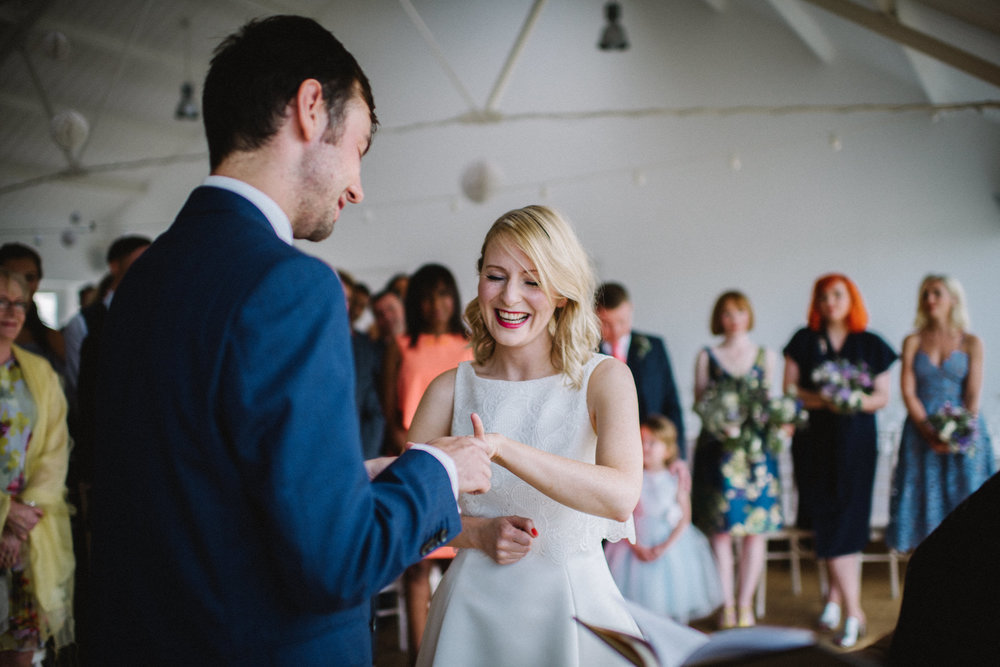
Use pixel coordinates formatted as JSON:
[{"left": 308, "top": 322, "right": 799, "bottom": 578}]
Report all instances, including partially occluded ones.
[
  {"left": 691, "top": 291, "right": 781, "bottom": 629},
  {"left": 0, "top": 269, "right": 74, "bottom": 666}
]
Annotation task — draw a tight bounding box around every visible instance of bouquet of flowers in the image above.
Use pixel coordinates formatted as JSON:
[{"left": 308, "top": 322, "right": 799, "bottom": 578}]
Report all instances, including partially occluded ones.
[
  {"left": 927, "top": 402, "right": 978, "bottom": 455},
  {"left": 695, "top": 376, "right": 805, "bottom": 455},
  {"left": 811, "top": 359, "right": 873, "bottom": 413},
  {"left": 763, "top": 391, "right": 809, "bottom": 452},
  {"left": 695, "top": 377, "right": 753, "bottom": 442}
]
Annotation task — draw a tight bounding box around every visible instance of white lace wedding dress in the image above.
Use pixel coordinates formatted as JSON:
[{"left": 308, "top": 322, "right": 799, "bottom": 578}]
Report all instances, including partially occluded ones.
[{"left": 416, "top": 354, "right": 640, "bottom": 666}]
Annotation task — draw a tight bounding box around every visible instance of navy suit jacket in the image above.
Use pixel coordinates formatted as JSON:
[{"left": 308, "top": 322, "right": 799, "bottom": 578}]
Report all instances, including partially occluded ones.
[
  {"left": 90, "top": 187, "right": 460, "bottom": 665},
  {"left": 626, "top": 330, "right": 686, "bottom": 457}
]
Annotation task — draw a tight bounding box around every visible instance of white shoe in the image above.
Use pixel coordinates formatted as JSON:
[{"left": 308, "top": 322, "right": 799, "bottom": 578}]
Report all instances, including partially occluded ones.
[
  {"left": 835, "top": 616, "right": 866, "bottom": 648},
  {"left": 818, "top": 601, "right": 841, "bottom": 631}
]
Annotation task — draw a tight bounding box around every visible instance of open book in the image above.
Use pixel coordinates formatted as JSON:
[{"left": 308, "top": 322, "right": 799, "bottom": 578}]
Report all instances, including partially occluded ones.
[{"left": 576, "top": 600, "right": 865, "bottom": 666}]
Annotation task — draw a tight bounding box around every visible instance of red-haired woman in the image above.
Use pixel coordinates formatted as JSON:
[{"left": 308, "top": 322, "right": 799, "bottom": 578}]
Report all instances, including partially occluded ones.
[{"left": 783, "top": 274, "right": 896, "bottom": 648}]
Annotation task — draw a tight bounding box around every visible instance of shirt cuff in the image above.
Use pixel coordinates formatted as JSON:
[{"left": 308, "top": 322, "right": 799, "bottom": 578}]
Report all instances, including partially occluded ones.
[{"left": 408, "top": 443, "right": 459, "bottom": 501}]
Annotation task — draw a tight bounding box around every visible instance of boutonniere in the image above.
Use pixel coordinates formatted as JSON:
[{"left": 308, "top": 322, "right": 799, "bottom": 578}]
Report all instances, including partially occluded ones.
[{"left": 634, "top": 335, "right": 651, "bottom": 360}]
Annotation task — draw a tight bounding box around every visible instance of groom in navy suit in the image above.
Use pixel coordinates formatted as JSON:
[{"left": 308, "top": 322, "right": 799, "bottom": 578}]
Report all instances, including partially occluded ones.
[
  {"left": 90, "top": 16, "right": 492, "bottom": 666},
  {"left": 596, "top": 282, "right": 687, "bottom": 458}
]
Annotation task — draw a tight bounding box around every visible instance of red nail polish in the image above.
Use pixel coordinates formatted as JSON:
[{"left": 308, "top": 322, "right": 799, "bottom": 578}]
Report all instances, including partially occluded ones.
[{"left": 531, "top": 528, "right": 538, "bottom": 537}]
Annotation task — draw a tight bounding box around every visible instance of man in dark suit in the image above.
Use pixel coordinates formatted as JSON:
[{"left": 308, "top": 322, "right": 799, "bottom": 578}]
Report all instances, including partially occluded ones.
[
  {"left": 90, "top": 16, "right": 491, "bottom": 666},
  {"left": 595, "top": 282, "right": 687, "bottom": 457},
  {"left": 339, "top": 270, "right": 386, "bottom": 460}
]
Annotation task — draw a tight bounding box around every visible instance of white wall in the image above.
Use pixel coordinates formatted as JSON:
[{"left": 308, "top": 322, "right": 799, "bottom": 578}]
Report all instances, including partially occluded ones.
[
  {"left": 311, "top": 108, "right": 1000, "bottom": 433},
  {"left": 10, "top": 0, "right": 1000, "bottom": 428}
]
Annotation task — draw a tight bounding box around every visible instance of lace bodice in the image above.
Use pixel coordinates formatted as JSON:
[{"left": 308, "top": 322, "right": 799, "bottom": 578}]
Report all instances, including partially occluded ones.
[{"left": 452, "top": 354, "right": 634, "bottom": 563}]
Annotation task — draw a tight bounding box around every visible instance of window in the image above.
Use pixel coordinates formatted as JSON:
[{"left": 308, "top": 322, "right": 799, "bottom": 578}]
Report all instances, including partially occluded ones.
[{"left": 34, "top": 292, "right": 58, "bottom": 328}]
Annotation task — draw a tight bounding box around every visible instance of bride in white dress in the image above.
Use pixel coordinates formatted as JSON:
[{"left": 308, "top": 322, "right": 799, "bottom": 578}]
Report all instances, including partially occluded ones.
[{"left": 412, "top": 205, "right": 643, "bottom": 666}]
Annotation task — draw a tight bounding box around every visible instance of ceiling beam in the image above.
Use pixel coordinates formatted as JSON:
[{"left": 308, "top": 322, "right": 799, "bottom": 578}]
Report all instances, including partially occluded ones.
[
  {"left": 0, "top": 161, "right": 150, "bottom": 196},
  {"left": 484, "top": 0, "right": 547, "bottom": 113},
  {"left": 35, "top": 17, "right": 185, "bottom": 72},
  {"left": 767, "top": 0, "right": 836, "bottom": 63},
  {"left": 0, "top": 89, "right": 204, "bottom": 145},
  {"left": 397, "top": 0, "right": 479, "bottom": 114},
  {"left": 800, "top": 0, "right": 1000, "bottom": 89},
  {"left": 911, "top": 0, "right": 1000, "bottom": 37}
]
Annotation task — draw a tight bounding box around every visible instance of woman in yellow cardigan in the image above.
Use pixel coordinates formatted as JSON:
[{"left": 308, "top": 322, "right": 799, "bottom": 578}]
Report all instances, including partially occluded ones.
[{"left": 0, "top": 269, "right": 73, "bottom": 666}]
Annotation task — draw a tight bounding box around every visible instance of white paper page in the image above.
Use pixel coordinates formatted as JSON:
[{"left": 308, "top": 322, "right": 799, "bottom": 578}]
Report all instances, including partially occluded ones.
[{"left": 622, "top": 600, "right": 710, "bottom": 667}]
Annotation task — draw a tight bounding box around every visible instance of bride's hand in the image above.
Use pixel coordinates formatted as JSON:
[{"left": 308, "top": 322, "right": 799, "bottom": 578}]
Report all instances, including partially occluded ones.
[
  {"left": 473, "top": 515, "right": 537, "bottom": 565},
  {"left": 470, "top": 413, "right": 504, "bottom": 461}
]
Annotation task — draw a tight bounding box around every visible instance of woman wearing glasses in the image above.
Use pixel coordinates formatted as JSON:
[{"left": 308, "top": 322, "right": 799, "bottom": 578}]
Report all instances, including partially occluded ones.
[
  {"left": 0, "top": 269, "right": 74, "bottom": 667},
  {"left": 0, "top": 244, "right": 65, "bottom": 377}
]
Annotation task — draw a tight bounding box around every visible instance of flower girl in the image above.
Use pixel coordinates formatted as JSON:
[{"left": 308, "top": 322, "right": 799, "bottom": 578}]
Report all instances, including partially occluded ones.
[{"left": 605, "top": 415, "right": 723, "bottom": 623}]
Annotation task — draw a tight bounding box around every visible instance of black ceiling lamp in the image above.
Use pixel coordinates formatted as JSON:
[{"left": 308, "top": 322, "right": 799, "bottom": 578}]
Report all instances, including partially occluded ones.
[
  {"left": 598, "top": 2, "right": 629, "bottom": 51},
  {"left": 175, "top": 18, "right": 199, "bottom": 121}
]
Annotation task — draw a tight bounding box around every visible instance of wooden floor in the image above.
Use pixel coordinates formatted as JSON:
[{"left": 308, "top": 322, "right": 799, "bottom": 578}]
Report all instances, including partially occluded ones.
[{"left": 373, "top": 549, "right": 905, "bottom": 666}]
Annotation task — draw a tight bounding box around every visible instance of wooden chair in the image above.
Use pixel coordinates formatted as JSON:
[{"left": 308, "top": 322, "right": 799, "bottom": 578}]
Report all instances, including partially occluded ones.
[
  {"left": 757, "top": 424, "right": 907, "bottom": 617},
  {"left": 754, "top": 446, "right": 820, "bottom": 617},
  {"left": 376, "top": 576, "right": 409, "bottom": 652},
  {"left": 859, "top": 426, "right": 907, "bottom": 599}
]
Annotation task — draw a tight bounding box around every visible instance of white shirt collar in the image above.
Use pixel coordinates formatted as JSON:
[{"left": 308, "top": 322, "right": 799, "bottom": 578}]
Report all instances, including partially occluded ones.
[
  {"left": 203, "top": 175, "right": 293, "bottom": 246},
  {"left": 601, "top": 332, "right": 632, "bottom": 356}
]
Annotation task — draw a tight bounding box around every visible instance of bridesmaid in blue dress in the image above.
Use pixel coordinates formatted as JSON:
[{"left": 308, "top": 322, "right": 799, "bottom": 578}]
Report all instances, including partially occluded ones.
[{"left": 888, "top": 275, "right": 994, "bottom": 553}]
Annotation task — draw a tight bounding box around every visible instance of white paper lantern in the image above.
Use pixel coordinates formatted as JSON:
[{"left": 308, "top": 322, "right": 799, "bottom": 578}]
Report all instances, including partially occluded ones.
[
  {"left": 460, "top": 160, "right": 503, "bottom": 203},
  {"left": 50, "top": 110, "right": 89, "bottom": 152}
]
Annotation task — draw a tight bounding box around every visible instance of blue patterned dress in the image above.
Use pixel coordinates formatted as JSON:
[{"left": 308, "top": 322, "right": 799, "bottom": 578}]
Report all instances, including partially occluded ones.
[
  {"left": 887, "top": 350, "right": 995, "bottom": 553},
  {"left": 692, "top": 348, "right": 782, "bottom": 536}
]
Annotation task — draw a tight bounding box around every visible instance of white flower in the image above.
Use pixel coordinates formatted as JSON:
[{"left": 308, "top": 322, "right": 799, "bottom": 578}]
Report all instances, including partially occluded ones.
[{"left": 939, "top": 421, "right": 956, "bottom": 442}]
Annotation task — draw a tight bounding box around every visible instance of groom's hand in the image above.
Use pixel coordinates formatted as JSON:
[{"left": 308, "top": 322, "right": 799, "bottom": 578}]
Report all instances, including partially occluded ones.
[{"left": 426, "top": 435, "right": 492, "bottom": 495}]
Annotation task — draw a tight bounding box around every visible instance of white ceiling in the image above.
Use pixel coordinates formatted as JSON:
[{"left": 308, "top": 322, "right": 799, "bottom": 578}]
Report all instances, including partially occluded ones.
[{"left": 0, "top": 0, "right": 998, "bottom": 257}]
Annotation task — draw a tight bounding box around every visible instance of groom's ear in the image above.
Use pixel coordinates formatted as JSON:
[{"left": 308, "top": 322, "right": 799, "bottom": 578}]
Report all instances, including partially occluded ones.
[{"left": 292, "top": 78, "right": 326, "bottom": 143}]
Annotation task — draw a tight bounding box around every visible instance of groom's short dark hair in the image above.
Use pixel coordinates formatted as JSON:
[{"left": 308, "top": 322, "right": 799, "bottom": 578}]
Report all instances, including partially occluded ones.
[{"left": 202, "top": 15, "right": 378, "bottom": 170}]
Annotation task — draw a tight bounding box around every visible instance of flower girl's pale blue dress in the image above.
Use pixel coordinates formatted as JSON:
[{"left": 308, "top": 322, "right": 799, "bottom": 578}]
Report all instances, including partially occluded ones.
[{"left": 605, "top": 469, "right": 723, "bottom": 623}]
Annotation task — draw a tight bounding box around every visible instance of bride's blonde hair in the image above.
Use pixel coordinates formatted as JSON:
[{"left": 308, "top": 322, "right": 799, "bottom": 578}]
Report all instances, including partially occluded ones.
[{"left": 465, "top": 205, "right": 600, "bottom": 390}]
